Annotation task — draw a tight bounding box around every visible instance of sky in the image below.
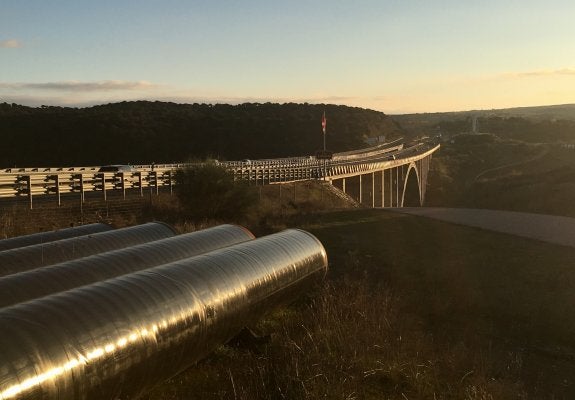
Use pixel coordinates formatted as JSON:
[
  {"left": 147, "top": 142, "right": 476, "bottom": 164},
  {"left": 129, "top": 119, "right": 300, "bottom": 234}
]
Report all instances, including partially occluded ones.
[{"left": 1, "top": 0, "right": 575, "bottom": 114}]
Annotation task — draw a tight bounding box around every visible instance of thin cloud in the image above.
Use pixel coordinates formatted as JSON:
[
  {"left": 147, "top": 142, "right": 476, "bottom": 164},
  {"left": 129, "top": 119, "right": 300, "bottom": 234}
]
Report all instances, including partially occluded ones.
[
  {"left": 313, "top": 95, "right": 360, "bottom": 103},
  {"left": 502, "top": 68, "right": 575, "bottom": 78},
  {"left": 0, "top": 80, "right": 157, "bottom": 92},
  {"left": 0, "top": 39, "right": 22, "bottom": 48}
]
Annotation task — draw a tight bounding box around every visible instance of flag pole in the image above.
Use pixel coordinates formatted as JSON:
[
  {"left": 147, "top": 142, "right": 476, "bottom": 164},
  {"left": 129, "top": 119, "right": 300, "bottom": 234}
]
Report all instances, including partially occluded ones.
[
  {"left": 322, "top": 111, "right": 327, "bottom": 151},
  {"left": 321, "top": 111, "right": 327, "bottom": 181}
]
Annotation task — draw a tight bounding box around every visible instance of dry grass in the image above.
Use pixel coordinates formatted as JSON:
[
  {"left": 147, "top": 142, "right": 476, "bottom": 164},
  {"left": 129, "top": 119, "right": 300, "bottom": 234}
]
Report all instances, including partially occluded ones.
[
  {"left": 145, "top": 209, "right": 575, "bottom": 399},
  {"left": 144, "top": 278, "right": 528, "bottom": 400}
]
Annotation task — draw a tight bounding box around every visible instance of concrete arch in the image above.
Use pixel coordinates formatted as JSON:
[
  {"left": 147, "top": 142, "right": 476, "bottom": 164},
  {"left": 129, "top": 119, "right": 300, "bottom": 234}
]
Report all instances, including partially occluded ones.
[{"left": 400, "top": 162, "right": 421, "bottom": 207}]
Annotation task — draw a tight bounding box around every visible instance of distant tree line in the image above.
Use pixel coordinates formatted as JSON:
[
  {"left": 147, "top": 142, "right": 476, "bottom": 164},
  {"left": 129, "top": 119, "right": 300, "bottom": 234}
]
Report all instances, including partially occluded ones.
[
  {"left": 0, "top": 101, "right": 403, "bottom": 167},
  {"left": 437, "top": 116, "right": 575, "bottom": 143}
]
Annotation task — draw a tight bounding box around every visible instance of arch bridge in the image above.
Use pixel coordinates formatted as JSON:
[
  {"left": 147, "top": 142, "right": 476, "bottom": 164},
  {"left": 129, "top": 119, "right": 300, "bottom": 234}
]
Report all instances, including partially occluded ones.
[
  {"left": 0, "top": 139, "right": 439, "bottom": 209},
  {"left": 226, "top": 139, "right": 439, "bottom": 208}
]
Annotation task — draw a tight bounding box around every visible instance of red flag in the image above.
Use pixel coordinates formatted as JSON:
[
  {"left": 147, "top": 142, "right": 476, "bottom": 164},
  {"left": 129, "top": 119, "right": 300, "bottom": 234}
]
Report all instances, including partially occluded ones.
[{"left": 321, "top": 112, "right": 326, "bottom": 133}]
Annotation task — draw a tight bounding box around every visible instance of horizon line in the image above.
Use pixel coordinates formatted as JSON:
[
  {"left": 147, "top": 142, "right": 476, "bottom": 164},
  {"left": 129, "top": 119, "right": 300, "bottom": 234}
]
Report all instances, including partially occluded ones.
[{"left": 3, "top": 99, "right": 575, "bottom": 116}]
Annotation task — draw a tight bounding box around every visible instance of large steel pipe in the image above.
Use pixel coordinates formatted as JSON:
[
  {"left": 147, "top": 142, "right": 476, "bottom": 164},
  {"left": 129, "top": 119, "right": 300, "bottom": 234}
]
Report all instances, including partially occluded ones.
[
  {"left": 0, "top": 229, "right": 328, "bottom": 400},
  {"left": 0, "top": 223, "right": 112, "bottom": 251},
  {"left": 0, "top": 224, "right": 255, "bottom": 308},
  {"left": 0, "top": 222, "right": 176, "bottom": 277}
]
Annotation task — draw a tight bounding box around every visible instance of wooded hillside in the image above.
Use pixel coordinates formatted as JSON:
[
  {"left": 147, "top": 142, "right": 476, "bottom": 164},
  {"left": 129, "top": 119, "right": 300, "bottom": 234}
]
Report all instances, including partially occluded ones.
[{"left": 0, "top": 102, "right": 402, "bottom": 167}]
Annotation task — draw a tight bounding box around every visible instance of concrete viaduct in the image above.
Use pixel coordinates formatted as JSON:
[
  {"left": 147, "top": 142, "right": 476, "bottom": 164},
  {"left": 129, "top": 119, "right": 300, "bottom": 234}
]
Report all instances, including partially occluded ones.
[
  {"left": 227, "top": 139, "right": 439, "bottom": 208},
  {"left": 0, "top": 139, "right": 439, "bottom": 209}
]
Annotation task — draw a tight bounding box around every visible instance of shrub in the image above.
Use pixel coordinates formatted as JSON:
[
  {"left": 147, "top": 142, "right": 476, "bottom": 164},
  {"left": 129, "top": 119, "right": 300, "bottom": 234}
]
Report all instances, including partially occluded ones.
[{"left": 174, "top": 163, "right": 258, "bottom": 221}]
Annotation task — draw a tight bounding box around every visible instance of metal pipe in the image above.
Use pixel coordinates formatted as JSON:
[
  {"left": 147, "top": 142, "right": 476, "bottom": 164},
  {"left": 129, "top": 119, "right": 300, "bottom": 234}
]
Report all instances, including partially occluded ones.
[
  {"left": 0, "top": 223, "right": 112, "bottom": 251},
  {"left": 0, "top": 223, "right": 112, "bottom": 252},
  {"left": 0, "top": 222, "right": 176, "bottom": 278},
  {"left": 0, "top": 224, "right": 255, "bottom": 308},
  {"left": 0, "top": 229, "right": 327, "bottom": 400}
]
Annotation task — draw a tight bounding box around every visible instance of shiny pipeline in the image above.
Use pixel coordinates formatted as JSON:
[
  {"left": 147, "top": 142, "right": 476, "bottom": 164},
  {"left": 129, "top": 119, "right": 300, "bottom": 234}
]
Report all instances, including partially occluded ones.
[
  {"left": 0, "top": 224, "right": 255, "bottom": 308},
  {"left": 0, "top": 221, "right": 176, "bottom": 277},
  {"left": 0, "top": 223, "right": 112, "bottom": 251},
  {"left": 0, "top": 229, "right": 328, "bottom": 400}
]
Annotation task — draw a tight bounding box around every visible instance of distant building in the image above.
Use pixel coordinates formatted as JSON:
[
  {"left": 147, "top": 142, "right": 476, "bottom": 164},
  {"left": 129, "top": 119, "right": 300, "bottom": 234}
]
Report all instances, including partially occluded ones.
[{"left": 472, "top": 116, "right": 479, "bottom": 133}]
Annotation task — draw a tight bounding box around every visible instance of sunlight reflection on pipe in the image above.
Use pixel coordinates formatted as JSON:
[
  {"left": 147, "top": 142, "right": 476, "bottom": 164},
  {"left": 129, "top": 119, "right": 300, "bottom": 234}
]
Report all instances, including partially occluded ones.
[{"left": 0, "top": 229, "right": 327, "bottom": 400}]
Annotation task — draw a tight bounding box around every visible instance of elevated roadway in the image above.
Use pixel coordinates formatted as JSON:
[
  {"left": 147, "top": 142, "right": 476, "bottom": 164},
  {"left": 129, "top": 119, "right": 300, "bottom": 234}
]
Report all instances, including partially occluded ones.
[{"left": 0, "top": 139, "right": 440, "bottom": 209}]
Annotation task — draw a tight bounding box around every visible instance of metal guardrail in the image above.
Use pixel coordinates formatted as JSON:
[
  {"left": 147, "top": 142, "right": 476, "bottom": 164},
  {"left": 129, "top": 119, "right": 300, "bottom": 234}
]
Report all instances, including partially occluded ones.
[
  {"left": 0, "top": 140, "right": 439, "bottom": 207},
  {"left": 0, "top": 169, "right": 175, "bottom": 206}
]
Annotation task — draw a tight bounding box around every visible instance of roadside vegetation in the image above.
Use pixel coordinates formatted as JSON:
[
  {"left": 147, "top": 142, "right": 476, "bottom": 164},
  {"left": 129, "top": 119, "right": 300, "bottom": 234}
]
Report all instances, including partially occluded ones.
[{"left": 173, "top": 162, "right": 258, "bottom": 221}]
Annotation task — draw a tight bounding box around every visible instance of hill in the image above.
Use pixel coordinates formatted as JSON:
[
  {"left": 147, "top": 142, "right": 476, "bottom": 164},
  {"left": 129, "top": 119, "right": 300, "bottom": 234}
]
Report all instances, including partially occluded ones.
[
  {"left": 0, "top": 101, "right": 402, "bottom": 167},
  {"left": 393, "top": 103, "right": 575, "bottom": 138},
  {"left": 425, "top": 133, "right": 575, "bottom": 217}
]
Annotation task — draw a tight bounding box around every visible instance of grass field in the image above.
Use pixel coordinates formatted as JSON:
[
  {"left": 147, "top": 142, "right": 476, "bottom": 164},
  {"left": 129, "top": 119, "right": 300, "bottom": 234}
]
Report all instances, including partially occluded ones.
[
  {"left": 143, "top": 209, "right": 575, "bottom": 399},
  {"left": 426, "top": 134, "right": 575, "bottom": 217}
]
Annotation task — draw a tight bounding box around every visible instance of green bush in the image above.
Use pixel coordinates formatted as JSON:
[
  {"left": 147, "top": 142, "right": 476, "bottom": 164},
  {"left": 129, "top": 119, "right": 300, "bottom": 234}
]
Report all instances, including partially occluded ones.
[{"left": 174, "top": 163, "right": 258, "bottom": 221}]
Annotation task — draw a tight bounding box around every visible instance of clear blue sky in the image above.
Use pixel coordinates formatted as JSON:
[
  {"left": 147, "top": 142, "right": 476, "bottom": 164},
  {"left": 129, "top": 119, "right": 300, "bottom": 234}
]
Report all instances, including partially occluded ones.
[{"left": 1, "top": 0, "right": 574, "bottom": 113}]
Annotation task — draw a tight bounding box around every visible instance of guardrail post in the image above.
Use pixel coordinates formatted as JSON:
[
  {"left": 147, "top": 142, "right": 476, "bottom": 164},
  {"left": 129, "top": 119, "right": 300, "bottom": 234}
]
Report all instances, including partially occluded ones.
[
  {"left": 138, "top": 172, "right": 143, "bottom": 197},
  {"left": 120, "top": 172, "right": 126, "bottom": 200},
  {"left": 100, "top": 173, "right": 107, "bottom": 201},
  {"left": 79, "top": 173, "right": 85, "bottom": 203},
  {"left": 26, "top": 175, "right": 33, "bottom": 210},
  {"left": 154, "top": 171, "right": 159, "bottom": 195},
  {"left": 55, "top": 174, "right": 61, "bottom": 206}
]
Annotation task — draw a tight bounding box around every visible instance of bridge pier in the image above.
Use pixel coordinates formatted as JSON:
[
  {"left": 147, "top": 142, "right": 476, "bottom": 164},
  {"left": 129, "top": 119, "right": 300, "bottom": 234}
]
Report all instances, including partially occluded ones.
[
  {"left": 359, "top": 174, "right": 362, "bottom": 204},
  {"left": 371, "top": 172, "right": 375, "bottom": 208},
  {"left": 382, "top": 170, "right": 388, "bottom": 207}
]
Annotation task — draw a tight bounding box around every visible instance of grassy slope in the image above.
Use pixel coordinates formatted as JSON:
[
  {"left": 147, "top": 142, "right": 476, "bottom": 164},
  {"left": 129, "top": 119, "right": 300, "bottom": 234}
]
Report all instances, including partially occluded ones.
[
  {"left": 145, "top": 209, "right": 575, "bottom": 399},
  {"left": 426, "top": 134, "right": 575, "bottom": 217}
]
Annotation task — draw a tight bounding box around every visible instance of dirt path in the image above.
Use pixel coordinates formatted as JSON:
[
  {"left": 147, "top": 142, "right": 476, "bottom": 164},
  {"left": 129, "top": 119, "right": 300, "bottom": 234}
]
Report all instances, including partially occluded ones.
[
  {"left": 473, "top": 147, "right": 548, "bottom": 182},
  {"left": 391, "top": 207, "right": 575, "bottom": 248}
]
